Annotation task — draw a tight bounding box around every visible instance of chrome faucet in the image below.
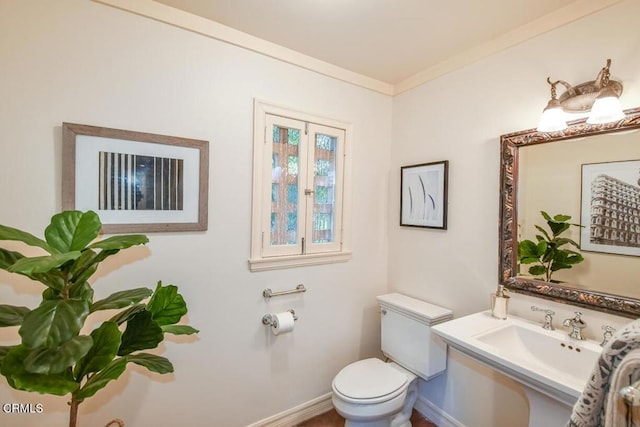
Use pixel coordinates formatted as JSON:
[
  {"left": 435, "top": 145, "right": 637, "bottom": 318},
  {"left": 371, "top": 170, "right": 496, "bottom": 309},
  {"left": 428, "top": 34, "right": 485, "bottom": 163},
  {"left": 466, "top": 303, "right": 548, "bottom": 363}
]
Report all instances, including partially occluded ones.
[
  {"left": 563, "top": 312, "right": 586, "bottom": 340},
  {"left": 531, "top": 306, "right": 555, "bottom": 330}
]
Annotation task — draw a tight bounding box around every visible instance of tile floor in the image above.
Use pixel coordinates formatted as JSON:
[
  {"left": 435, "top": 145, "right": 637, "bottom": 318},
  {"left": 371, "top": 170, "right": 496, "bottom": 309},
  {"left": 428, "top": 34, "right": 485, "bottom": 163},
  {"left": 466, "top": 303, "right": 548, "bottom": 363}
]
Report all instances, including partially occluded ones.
[{"left": 295, "top": 408, "right": 437, "bottom": 427}]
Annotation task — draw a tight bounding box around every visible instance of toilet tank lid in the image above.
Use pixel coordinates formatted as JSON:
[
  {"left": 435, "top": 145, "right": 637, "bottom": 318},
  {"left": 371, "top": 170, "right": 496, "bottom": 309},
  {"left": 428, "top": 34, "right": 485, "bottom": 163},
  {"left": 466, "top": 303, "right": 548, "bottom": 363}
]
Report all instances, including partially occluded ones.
[{"left": 377, "top": 293, "right": 452, "bottom": 324}]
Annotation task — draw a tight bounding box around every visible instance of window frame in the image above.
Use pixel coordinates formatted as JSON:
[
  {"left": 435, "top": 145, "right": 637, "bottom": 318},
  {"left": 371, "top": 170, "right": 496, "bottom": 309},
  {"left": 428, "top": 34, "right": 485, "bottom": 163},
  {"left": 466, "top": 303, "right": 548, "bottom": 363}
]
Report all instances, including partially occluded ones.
[{"left": 249, "top": 100, "right": 352, "bottom": 271}]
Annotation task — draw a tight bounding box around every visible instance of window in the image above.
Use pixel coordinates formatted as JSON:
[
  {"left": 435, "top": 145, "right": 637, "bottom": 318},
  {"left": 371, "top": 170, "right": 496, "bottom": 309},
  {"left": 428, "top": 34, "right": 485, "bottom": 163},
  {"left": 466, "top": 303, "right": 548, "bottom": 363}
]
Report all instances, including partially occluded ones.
[{"left": 249, "top": 101, "right": 352, "bottom": 271}]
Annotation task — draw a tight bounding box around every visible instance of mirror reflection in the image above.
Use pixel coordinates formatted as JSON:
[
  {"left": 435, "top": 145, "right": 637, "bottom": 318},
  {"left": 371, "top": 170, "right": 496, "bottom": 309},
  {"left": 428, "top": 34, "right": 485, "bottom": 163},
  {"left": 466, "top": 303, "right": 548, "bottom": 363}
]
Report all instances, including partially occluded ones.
[
  {"left": 499, "top": 108, "right": 640, "bottom": 318},
  {"left": 518, "top": 130, "right": 640, "bottom": 298}
]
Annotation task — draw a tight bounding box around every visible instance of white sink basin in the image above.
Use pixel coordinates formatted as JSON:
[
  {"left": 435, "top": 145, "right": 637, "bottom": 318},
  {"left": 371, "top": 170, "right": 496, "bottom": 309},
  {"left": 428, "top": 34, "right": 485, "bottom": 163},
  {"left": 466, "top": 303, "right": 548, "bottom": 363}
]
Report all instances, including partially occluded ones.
[{"left": 432, "top": 311, "right": 602, "bottom": 407}]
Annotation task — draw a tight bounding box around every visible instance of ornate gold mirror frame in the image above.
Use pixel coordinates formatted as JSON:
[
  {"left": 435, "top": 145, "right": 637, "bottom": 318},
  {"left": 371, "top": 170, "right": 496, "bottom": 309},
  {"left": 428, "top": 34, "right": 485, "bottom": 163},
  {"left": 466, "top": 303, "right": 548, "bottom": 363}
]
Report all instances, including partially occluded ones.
[{"left": 499, "top": 107, "right": 640, "bottom": 318}]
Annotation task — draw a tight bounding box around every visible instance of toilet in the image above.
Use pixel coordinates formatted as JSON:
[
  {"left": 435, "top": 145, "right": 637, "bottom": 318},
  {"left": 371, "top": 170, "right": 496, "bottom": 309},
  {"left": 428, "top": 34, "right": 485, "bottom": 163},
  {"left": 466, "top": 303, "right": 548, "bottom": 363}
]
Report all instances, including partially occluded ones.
[{"left": 331, "top": 293, "right": 452, "bottom": 427}]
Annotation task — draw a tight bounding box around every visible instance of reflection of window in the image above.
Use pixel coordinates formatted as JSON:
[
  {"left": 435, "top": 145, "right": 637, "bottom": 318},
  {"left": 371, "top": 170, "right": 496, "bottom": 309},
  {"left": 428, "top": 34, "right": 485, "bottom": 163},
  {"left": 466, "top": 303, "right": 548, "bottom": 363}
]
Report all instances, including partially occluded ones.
[{"left": 249, "top": 101, "right": 352, "bottom": 271}]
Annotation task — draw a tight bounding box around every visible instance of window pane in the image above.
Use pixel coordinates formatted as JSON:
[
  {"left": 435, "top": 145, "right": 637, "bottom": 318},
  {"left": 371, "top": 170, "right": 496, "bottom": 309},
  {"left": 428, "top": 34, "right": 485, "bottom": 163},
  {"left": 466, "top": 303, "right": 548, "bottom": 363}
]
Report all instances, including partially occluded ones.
[
  {"left": 270, "top": 125, "right": 299, "bottom": 246},
  {"left": 312, "top": 133, "right": 337, "bottom": 243}
]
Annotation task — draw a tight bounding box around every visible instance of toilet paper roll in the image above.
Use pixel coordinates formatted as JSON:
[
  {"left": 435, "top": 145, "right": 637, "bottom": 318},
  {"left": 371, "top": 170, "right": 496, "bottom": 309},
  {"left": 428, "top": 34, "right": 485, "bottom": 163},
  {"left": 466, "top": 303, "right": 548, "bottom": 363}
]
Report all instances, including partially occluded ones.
[{"left": 272, "top": 311, "right": 295, "bottom": 335}]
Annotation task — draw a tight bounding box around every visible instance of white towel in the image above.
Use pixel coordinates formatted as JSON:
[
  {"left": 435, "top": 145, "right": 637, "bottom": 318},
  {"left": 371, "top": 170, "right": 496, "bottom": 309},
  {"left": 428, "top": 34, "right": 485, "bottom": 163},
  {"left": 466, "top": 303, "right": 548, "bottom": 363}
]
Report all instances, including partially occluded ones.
[{"left": 568, "top": 319, "right": 640, "bottom": 427}]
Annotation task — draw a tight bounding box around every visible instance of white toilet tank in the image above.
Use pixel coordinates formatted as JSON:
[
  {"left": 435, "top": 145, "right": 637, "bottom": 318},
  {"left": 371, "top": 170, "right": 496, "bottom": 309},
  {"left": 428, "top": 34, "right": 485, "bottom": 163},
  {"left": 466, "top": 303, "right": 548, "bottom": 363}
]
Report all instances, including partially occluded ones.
[{"left": 377, "top": 293, "right": 452, "bottom": 380}]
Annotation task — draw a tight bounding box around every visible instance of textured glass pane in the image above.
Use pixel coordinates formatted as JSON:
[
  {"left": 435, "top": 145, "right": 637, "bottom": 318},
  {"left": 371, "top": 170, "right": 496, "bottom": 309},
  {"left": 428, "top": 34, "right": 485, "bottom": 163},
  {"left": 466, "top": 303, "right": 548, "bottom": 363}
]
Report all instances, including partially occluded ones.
[
  {"left": 316, "top": 159, "right": 331, "bottom": 176},
  {"left": 270, "top": 125, "right": 299, "bottom": 246},
  {"left": 313, "top": 133, "right": 337, "bottom": 243},
  {"left": 288, "top": 155, "right": 299, "bottom": 175},
  {"left": 315, "top": 186, "right": 329, "bottom": 204},
  {"left": 287, "top": 184, "right": 298, "bottom": 203},
  {"left": 288, "top": 129, "right": 300, "bottom": 145},
  {"left": 316, "top": 134, "right": 335, "bottom": 151},
  {"left": 287, "top": 213, "right": 297, "bottom": 231}
]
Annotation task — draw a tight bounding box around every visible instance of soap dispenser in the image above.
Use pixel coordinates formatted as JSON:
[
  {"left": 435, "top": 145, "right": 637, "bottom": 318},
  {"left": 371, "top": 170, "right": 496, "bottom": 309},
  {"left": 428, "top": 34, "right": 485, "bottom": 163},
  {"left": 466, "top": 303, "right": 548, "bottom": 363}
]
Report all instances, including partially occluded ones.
[{"left": 490, "top": 285, "right": 510, "bottom": 319}]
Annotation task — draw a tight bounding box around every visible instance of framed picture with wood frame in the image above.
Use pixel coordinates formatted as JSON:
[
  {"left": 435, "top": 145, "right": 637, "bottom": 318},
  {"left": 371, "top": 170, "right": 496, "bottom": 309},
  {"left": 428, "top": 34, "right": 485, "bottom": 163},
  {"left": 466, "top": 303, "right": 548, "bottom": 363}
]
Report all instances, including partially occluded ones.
[
  {"left": 62, "top": 122, "right": 209, "bottom": 233},
  {"left": 400, "top": 160, "right": 448, "bottom": 229}
]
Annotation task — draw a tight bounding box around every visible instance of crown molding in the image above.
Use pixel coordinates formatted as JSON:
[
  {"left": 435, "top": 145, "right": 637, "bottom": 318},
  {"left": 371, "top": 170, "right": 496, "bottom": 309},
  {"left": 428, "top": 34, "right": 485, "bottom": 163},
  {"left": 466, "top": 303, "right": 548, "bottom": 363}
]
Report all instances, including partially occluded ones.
[
  {"left": 94, "top": 0, "right": 623, "bottom": 97},
  {"left": 92, "top": 0, "right": 395, "bottom": 95}
]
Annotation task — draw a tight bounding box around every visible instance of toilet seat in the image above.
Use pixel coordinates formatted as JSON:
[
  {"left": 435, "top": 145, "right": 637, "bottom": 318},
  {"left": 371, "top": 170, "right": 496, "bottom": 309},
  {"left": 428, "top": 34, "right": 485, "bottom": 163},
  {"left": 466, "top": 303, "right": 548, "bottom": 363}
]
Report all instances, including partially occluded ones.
[{"left": 332, "top": 358, "right": 409, "bottom": 404}]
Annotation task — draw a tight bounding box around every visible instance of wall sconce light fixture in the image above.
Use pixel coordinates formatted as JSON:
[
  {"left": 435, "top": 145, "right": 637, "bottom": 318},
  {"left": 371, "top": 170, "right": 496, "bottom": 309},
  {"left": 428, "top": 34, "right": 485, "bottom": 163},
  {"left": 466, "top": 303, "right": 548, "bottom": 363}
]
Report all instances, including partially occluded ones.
[{"left": 537, "top": 59, "right": 624, "bottom": 132}]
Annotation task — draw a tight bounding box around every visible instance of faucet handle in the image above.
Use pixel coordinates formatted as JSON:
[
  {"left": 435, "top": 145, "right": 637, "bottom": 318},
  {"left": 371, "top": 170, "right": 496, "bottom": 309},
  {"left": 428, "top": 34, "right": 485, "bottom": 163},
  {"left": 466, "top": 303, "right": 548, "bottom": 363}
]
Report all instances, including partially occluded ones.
[
  {"left": 531, "top": 306, "right": 555, "bottom": 330},
  {"left": 601, "top": 325, "right": 616, "bottom": 347}
]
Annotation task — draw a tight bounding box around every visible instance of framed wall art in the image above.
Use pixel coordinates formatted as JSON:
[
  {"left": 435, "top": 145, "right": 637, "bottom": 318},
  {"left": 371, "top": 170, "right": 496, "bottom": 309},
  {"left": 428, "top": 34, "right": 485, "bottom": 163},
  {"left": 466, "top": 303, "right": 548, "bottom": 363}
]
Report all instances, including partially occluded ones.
[
  {"left": 400, "top": 160, "right": 448, "bottom": 229},
  {"left": 580, "top": 159, "right": 640, "bottom": 256},
  {"left": 62, "top": 122, "right": 209, "bottom": 233}
]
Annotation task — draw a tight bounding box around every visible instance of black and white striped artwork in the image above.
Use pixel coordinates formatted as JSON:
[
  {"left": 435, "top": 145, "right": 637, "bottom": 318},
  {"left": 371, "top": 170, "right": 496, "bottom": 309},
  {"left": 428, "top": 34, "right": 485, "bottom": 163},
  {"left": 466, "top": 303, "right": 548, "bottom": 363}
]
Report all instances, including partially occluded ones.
[{"left": 98, "top": 151, "right": 184, "bottom": 211}]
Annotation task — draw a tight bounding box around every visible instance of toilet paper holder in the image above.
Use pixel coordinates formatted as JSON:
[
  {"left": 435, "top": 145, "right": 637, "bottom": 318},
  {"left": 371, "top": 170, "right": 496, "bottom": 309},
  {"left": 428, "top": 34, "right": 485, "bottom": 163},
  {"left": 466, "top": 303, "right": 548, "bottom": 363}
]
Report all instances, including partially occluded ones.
[{"left": 262, "top": 309, "right": 298, "bottom": 327}]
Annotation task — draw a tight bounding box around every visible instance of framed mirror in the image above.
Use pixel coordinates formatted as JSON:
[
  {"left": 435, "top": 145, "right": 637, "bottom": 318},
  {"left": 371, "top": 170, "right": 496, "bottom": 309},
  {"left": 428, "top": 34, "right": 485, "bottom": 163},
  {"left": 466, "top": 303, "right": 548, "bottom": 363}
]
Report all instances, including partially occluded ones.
[{"left": 499, "top": 107, "right": 640, "bottom": 318}]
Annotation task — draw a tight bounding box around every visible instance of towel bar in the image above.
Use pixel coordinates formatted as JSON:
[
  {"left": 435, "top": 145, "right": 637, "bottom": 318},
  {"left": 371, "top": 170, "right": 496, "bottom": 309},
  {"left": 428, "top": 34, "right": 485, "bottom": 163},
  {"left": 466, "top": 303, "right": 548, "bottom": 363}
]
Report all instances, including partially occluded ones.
[{"left": 262, "top": 284, "right": 306, "bottom": 298}]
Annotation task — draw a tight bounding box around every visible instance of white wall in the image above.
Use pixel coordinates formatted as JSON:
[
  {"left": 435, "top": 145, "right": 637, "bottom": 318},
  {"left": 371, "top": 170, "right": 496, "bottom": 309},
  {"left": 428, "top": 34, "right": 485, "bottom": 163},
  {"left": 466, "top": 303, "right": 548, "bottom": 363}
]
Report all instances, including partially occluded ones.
[
  {"left": 389, "top": 1, "right": 640, "bottom": 425},
  {"left": 0, "top": 1, "right": 392, "bottom": 426}
]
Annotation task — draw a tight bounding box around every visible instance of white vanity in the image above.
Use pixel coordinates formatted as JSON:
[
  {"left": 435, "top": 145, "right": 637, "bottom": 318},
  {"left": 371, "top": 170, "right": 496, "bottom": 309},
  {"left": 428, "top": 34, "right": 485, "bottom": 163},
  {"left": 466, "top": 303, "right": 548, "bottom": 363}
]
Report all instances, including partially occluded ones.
[{"left": 433, "top": 311, "right": 602, "bottom": 427}]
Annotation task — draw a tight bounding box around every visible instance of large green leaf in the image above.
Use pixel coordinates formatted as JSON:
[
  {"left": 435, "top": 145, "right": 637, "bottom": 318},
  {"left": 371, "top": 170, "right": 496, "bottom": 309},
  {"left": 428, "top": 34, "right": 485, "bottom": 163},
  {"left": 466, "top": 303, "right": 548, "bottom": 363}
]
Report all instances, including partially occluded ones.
[
  {"left": 0, "top": 305, "right": 30, "bottom": 327},
  {"left": 2, "top": 248, "right": 66, "bottom": 290},
  {"left": 8, "top": 252, "right": 82, "bottom": 275},
  {"left": 89, "top": 235, "right": 149, "bottom": 251},
  {"left": 553, "top": 214, "right": 572, "bottom": 222},
  {"left": 19, "top": 299, "right": 90, "bottom": 348},
  {"left": 536, "top": 241, "right": 548, "bottom": 256},
  {"left": 118, "top": 311, "right": 163, "bottom": 356},
  {"left": 75, "top": 358, "right": 127, "bottom": 401},
  {"left": 45, "top": 211, "right": 101, "bottom": 253},
  {"left": 74, "top": 322, "right": 121, "bottom": 380},
  {"left": 23, "top": 336, "right": 93, "bottom": 375},
  {"left": 518, "top": 240, "right": 538, "bottom": 259},
  {"left": 528, "top": 265, "right": 546, "bottom": 276},
  {"left": 0, "top": 345, "right": 13, "bottom": 365},
  {"left": 0, "top": 248, "right": 24, "bottom": 270},
  {"left": 555, "top": 237, "right": 580, "bottom": 248},
  {"left": 68, "top": 248, "right": 118, "bottom": 286},
  {"left": 161, "top": 325, "right": 199, "bottom": 335},
  {"left": 534, "top": 225, "right": 552, "bottom": 242},
  {"left": 147, "top": 283, "right": 187, "bottom": 326},
  {"left": 0, "top": 224, "right": 53, "bottom": 253},
  {"left": 548, "top": 221, "right": 570, "bottom": 237},
  {"left": 109, "top": 304, "right": 146, "bottom": 326},
  {"left": 12, "top": 373, "right": 79, "bottom": 396},
  {"left": 126, "top": 353, "right": 174, "bottom": 374},
  {"left": 1, "top": 345, "right": 79, "bottom": 396},
  {"left": 68, "top": 281, "right": 94, "bottom": 303},
  {"left": 91, "top": 288, "right": 153, "bottom": 313}
]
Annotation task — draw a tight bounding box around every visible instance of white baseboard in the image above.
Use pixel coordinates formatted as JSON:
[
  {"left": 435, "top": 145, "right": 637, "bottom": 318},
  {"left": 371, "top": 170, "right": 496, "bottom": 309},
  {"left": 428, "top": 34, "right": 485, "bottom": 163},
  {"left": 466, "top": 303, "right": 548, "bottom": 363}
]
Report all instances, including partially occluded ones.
[
  {"left": 246, "top": 392, "right": 334, "bottom": 427},
  {"left": 246, "top": 392, "right": 463, "bottom": 427},
  {"left": 415, "top": 395, "right": 465, "bottom": 427}
]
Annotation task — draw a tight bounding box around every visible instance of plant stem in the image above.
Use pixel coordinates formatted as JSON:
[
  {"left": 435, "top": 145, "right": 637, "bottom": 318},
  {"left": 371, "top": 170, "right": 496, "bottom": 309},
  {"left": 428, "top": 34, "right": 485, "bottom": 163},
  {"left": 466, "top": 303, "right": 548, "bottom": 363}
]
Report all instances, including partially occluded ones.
[{"left": 69, "top": 397, "right": 79, "bottom": 427}]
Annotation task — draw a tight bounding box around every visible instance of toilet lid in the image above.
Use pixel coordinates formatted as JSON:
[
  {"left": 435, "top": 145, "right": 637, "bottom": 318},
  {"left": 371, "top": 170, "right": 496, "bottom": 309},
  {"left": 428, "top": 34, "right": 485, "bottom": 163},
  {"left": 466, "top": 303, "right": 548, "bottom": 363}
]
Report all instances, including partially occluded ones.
[{"left": 333, "top": 358, "right": 408, "bottom": 400}]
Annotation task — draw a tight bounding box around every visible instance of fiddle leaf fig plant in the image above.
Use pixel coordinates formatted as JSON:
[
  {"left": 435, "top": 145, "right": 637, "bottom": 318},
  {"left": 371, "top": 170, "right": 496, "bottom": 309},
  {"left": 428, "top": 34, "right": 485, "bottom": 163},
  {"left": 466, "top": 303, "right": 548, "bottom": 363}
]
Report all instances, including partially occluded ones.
[
  {"left": 518, "top": 211, "right": 585, "bottom": 282},
  {"left": 0, "top": 210, "right": 198, "bottom": 427}
]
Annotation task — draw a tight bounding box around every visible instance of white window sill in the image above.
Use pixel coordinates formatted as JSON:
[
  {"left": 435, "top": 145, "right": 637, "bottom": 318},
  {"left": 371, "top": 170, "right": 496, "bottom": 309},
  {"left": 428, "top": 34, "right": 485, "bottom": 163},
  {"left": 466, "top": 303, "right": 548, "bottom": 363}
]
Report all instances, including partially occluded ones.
[{"left": 248, "top": 251, "right": 352, "bottom": 272}]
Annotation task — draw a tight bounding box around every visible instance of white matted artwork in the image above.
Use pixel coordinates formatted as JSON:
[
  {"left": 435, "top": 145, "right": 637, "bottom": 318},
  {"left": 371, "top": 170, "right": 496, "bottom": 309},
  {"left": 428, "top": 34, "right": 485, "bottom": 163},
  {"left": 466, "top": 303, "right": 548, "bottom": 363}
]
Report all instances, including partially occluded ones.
[
  {"left": 400, "top": 160, "right": 448, "bottom": 229},
  {"left": 580, "top": 159, "right": 640, "bottom": 256},
  {"left": 62, "top": 123, "right": 209, "bottom": 233}
]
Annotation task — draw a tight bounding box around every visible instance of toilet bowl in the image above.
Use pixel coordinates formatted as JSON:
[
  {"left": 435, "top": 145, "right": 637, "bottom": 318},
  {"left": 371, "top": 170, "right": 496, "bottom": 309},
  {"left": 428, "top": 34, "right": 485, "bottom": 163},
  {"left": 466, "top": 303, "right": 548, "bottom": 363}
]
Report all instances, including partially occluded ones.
[
  {"left": 331, "top": 293, "right": 452, "bottom": 427},
  {"left": 331, "top": 358, "right": 418, "bottom": 427}
]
